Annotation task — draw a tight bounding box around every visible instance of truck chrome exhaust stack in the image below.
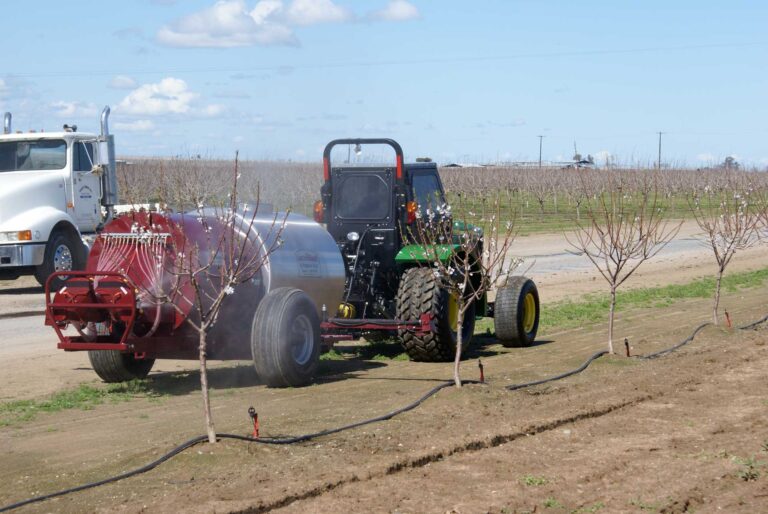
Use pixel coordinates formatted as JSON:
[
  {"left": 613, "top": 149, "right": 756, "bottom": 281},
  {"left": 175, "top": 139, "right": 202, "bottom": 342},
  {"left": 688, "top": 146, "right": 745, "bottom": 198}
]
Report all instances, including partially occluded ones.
[
  {"left": 98, "top": 106, "right": 118, "bottom": 215},
  {"left": 100, "top": 106, "right": 110, "bottom": 137},
  {"left": 2, "top": 112, "right": 10, "bottom": 134}
]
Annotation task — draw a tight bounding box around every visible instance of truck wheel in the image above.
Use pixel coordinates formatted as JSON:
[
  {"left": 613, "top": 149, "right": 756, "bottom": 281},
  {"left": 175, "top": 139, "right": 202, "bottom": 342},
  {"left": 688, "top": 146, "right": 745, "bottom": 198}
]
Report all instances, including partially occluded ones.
[
  {"left": 495, "top": 276, "right": 540, "bottom": 347},
  {"left": 396, "top": 267, "right": 475, "bottom": 362},
  {"left": 251, "top": 287, "right": 321, "bottom": 388},
  {"left": 34, "top": 231, "right": 86, "bottom": 289},
  {"left": 88, "top": 350, "right": 155, "bottom": 383}
]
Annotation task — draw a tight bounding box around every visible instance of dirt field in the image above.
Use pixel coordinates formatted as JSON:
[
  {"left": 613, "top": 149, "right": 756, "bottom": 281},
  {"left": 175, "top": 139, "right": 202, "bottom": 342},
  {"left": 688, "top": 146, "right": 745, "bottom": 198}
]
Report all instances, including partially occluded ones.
[{"left": 1, "top": 224, "right": 767, "bottom": 513}]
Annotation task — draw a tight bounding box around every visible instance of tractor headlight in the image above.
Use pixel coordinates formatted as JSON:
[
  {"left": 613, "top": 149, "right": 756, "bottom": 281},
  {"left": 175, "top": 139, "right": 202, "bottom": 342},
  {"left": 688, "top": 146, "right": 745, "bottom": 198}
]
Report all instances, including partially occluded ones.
[
  {"left": 0, "top": 230, "right": 32, "bottom": 242},
  {"left": 346, "top": 231, "right": 360, "bottom": 242}
]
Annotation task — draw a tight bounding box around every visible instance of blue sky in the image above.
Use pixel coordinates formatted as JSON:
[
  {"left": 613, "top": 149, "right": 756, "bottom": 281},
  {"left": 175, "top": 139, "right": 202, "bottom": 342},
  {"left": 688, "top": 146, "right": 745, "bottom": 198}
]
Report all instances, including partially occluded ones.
[{"left": 1, "top": 0, "right": 766, "bottom": 167}]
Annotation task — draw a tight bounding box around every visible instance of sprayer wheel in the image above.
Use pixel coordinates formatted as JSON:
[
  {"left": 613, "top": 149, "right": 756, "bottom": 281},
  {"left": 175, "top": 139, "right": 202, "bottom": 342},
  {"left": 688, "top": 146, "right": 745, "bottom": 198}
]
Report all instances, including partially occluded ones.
[
  {"left": 251, "top": 287, "right": 321, "bottom": 388},
  {"left": 88, "top": 350, "right": 155, "bottom": 383},
  {"left": 396, "top": 267, "right": 475, "bottom": 362},
  {"left": 495, "top": 276, "right": 540, "bottom": 347}
]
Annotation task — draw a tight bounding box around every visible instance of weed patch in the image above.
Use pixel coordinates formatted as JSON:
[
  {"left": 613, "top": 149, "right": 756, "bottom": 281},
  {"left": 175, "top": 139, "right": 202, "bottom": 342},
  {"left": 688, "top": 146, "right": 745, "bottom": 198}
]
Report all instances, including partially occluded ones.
[{"left": 0, "top": 380, "right": 163, "bottom": 427}]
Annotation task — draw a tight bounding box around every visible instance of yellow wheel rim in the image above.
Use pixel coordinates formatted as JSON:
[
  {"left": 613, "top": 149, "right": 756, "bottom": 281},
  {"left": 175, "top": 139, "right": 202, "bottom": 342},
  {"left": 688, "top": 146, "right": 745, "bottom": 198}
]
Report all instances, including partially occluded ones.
[
  {"left": 522, "top": 292, "right": 536, "bottom": 333},
  {"left": 448, "top": 292, "right": 459, "bottom": 332}
]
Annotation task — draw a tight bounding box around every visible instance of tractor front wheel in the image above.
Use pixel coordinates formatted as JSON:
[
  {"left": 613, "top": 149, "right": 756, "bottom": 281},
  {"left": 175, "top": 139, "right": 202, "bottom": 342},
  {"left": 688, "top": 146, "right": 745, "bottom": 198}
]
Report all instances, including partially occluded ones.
[
  {"left": 494, "top": 276, "right": 540, "bottom": 347},
  {"left": 251, "top": 287, "right": 321, "bottom": 387},
  {"left": 396, "top": 267, "right": 475, "bottom": 362}
]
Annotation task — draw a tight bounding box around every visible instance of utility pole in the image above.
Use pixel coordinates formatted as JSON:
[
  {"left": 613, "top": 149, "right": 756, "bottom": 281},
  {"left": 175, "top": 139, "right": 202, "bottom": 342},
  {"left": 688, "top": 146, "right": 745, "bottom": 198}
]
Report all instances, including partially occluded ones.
[
  {"left": 657, "top": 132, "right": 663, "bottom": 169},
  {"left": 538, "top": 135, "right": 544, "bottom": 168}
]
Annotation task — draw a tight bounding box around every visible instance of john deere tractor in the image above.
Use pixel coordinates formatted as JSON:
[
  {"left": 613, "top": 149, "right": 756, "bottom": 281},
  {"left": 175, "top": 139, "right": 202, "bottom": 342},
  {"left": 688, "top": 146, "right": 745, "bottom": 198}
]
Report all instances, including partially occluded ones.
[{"left": 314, "top": 138, "right": 540, "bottom": 361}]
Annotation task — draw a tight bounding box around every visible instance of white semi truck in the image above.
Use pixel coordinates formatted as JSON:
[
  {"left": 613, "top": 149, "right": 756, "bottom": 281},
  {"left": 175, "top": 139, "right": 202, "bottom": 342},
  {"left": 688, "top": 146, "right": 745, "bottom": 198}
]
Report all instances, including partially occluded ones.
[{"left": 0, "top": 106, "right": 118, "bottom": 287}]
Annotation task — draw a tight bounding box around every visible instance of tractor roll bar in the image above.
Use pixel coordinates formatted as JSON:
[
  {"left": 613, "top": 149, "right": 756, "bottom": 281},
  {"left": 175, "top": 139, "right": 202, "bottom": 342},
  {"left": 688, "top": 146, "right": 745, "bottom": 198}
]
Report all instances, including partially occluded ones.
[{"left": 322, "top": 138, "right": 404, "bottom": 181}]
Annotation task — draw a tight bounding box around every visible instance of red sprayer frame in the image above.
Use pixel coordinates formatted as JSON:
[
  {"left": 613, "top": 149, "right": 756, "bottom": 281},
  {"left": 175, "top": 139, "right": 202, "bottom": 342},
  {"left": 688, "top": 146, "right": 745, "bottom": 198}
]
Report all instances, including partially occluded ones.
[{"left": 45, "top": 270, "right": 139, "bottom": 352}]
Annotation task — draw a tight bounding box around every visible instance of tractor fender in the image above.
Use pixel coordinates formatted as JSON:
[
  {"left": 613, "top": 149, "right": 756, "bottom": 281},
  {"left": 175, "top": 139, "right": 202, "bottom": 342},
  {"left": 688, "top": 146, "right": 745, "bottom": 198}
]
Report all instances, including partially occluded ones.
[{"left": 394, "top": 244, "right": 460, "bottom": 264}]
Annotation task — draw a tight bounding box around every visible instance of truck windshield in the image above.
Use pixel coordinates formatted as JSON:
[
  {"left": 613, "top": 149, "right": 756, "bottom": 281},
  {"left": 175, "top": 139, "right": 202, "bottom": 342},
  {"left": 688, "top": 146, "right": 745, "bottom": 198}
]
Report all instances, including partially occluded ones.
[{"left": 0, "top": 139, "right": 67, "bottom": 172}]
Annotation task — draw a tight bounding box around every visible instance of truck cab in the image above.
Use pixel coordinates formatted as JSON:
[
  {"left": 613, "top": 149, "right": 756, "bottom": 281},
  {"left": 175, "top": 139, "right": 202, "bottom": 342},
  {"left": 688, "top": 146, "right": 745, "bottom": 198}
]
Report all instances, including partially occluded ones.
[{"left": 0, "top": 108, "right": 117, "bottom": 286}]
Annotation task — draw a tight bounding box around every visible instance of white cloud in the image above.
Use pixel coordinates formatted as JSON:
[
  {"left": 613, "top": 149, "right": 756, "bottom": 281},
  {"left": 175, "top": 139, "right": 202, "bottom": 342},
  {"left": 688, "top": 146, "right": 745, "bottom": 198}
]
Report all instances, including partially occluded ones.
[
  {"left": 117, "top": 78, "right": 224, "bottom": 118},
  {"left": 369, "top": 0, "right": 420, "bottom": 21},
  {"left": 157, "top": 0, "right": 354, "bottom": 48},
  {"left": 285, "top": 0, "right": 352, "bottom": 25},
  {"left": 114, "top": 119, "right": 155, "bottom": 132},
  {"left": 157, "top": 0, "right": 296, "bottom": 47},
  {"left": 108, "top": 75, "right": 138, "bottom": 90},
  {"left": 118, "top": 78, "right": 197, "bottom": 115},
  {"left": 51, "top": 101, "right": 99, "bottom": 118},
  {"left": 0, "top": 79, "right": 8, "bottom": 99},
  {"left": 201, "top": 104, "right": 226, "bottom": 117}
]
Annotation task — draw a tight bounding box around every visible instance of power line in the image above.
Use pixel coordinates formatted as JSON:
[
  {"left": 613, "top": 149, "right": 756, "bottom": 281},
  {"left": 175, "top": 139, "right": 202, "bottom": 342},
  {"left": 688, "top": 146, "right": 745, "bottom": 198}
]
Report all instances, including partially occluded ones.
[{"left": 3, "top": 41, "right": 765, "bottom": 79}]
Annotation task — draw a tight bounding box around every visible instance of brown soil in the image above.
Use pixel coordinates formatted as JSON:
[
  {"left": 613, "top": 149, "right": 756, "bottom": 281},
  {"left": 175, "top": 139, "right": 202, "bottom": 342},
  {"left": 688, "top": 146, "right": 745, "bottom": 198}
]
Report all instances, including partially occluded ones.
[{"left": 1, "top": 285, "right": 767, "bottom": 513}]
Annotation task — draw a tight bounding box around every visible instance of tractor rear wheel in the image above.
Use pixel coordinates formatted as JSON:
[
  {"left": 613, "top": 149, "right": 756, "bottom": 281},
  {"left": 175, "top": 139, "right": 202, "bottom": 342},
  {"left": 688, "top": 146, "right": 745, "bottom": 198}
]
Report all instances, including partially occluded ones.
[
  {"left": 495, "top": 276, "right": 540, "bottom": 347},
  {"left": 396, "top": 267, "right": 475, "bottom": 362},
  {"left": 88, "top": 350, "right": 155, "bottom": 383},
  {"left": 251, "top": 287, "right": 321, "bottom": 388}
]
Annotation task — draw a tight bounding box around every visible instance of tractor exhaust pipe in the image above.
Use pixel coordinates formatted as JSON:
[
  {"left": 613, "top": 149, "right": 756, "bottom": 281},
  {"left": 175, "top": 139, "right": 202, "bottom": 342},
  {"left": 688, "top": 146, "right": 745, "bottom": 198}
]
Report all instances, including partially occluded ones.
[{"left": 3, "top": 112, "right": 10, "bottom": 134}]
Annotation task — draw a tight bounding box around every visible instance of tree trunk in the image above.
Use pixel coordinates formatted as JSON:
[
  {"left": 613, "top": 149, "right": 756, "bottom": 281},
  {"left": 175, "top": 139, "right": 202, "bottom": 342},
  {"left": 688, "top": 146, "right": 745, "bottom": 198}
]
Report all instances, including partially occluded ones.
[
  {"left": 607, "top": 286, "right": 616, "bottom": 354},
  {"left": 454, "top": 311, "right": 463, "bottom": 388},
  {"left": 713, "top": 269, "right": 723, "bottom": 325},
  {"left": 198, "top": 331, "right": 216, "bottom": 443}
]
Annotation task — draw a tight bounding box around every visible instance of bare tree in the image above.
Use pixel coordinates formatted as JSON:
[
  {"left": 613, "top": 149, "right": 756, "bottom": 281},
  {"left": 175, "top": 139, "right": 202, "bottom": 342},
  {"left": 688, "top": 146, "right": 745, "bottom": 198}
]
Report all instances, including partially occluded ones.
[
  {"left": 689, "top": 184, "right": 761, "bottom": 325},
  {"left": 152, "top": 155, "right": 287, "bottom": 443},
  {"left": 566, "top": 174, "right": 680, "bottom": 353},
  {"left": 408, "top": 195, "right": 521, "bottom": 387}
]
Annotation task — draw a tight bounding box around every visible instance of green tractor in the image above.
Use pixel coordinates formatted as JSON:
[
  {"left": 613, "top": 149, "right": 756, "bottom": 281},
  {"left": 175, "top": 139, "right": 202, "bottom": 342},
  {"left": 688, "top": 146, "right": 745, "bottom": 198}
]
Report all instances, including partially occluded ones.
[{"left": 315, "top": 138, "right": 540, "bottom": 361}]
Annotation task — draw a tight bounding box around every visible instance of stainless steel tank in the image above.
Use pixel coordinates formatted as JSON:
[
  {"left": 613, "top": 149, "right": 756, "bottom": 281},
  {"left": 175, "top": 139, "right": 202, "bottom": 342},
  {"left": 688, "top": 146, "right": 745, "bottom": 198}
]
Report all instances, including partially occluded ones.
[
  {"left": 201, "top": 208, "right": 345, "bottom": 359},
  {"left": 245, "top": 211, "right": 346, "bottom": 316}
]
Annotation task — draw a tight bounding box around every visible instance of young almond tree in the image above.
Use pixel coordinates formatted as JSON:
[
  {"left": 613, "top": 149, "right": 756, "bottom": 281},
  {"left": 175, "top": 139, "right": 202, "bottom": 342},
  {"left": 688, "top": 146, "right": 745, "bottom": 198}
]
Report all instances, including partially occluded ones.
[
  {"left": 566, "top": 173, "right": 680, "bottom": 354},
  {"left": 689, "top": 184, "right": 761, "bottom": 325},
  {"left": 158, "top": 154, "right": 288, "bottom": 443},
  {"left": 408, "top": 195, "right": 521, "bottom": 387}
]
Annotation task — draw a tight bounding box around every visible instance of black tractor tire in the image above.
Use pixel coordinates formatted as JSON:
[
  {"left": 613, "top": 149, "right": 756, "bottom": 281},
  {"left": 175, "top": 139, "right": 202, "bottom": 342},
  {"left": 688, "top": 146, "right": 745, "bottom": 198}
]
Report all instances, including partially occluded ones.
[
  {"left": 495, "top": 276, "right": 540, "bottom": 347},
  {"left": 88, "top": 350, "right": 155, "bottom": 383},
  {"left": 34, "top": 230, "right": 86, "bottom": 289},
  {"left": 251, "top": 287, "right": 321, "bottom": 388},
  {"left": 396, "top": 267, "right": 475, "bottom": 362}
]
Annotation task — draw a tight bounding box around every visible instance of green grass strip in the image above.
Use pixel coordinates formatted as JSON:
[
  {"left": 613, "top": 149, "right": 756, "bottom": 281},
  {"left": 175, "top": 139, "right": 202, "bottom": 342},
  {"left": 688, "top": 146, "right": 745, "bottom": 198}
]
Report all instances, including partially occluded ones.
[
  {"left": 0, "top": 380, "right": 162, "bottom": 427},
  {"left": 541, "top": 267, "right": 768, "bottom": 332}
]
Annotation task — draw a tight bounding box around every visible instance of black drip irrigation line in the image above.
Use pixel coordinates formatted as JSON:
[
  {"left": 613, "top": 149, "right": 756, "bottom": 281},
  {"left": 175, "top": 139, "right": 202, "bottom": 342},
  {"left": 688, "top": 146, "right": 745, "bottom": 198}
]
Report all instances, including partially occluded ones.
[
  {"left": 505, "top": 350, "right": 609, "bottom": 391},
  {"left": 0, "top": 380, "right": 472, "bottom": 513},
  {"left": 635, "top": 322, "right": 710, "bottom": 360},
  {"left": 2, "top": 314, "right": 766, "bottom": 513},
  {"left": 737, "top": 313, "right": 768, "bottom": 330}
]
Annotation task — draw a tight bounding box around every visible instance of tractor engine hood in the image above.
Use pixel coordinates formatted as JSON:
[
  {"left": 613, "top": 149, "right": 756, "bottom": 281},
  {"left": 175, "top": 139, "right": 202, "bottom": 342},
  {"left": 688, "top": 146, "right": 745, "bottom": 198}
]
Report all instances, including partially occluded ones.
[{"left": 0, "top": 172, "right": 67, "bottom": 232}]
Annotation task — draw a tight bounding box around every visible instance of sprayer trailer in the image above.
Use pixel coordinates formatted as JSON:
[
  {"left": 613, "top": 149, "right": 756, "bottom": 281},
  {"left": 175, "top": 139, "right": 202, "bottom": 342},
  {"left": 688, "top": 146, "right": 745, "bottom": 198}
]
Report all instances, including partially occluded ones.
[
  {"left": 45, "top": 139, "right": 539, "bottom": 388},
  {"left": 0, "top": 107, "right": 118, "bottom": 288}
]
